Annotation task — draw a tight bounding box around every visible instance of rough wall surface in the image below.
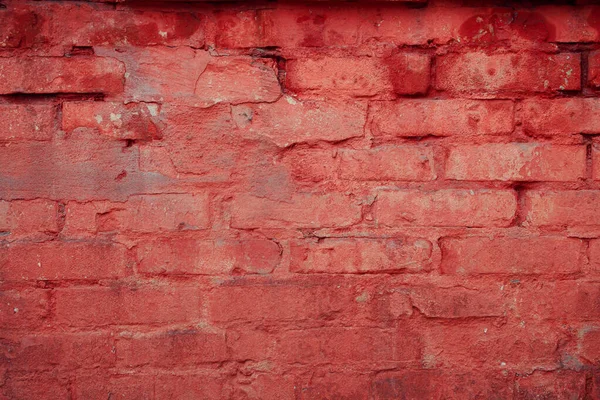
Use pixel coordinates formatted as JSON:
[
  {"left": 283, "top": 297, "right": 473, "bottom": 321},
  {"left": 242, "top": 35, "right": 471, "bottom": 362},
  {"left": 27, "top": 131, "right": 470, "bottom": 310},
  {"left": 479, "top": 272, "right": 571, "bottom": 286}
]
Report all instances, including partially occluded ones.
[{"left": 1, "top": 0, "right": 600, "bottom": 398}]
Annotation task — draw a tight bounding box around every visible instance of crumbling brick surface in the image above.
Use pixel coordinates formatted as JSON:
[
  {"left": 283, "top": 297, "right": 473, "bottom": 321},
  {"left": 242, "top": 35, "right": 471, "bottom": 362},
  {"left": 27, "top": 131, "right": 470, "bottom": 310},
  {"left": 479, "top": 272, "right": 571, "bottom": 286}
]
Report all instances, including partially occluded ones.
[{"left": 1, "top": 0, "right": 600, "bottom": 398}]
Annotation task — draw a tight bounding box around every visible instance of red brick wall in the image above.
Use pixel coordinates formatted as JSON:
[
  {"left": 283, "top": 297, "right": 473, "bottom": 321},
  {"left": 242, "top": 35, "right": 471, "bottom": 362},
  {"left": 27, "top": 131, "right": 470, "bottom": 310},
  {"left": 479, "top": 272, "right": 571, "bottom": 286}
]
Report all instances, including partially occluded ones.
[{"left": 1, "top": 0, "right": 600, "bottom": 398}]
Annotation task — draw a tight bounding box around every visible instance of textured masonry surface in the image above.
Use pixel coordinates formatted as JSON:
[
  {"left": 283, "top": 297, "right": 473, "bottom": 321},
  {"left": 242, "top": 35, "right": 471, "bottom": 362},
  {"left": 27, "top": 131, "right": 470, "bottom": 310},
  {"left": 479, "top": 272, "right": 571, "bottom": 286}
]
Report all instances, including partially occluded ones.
[{"left": 1, "top": 0, "right": 600, "bottom": 398}]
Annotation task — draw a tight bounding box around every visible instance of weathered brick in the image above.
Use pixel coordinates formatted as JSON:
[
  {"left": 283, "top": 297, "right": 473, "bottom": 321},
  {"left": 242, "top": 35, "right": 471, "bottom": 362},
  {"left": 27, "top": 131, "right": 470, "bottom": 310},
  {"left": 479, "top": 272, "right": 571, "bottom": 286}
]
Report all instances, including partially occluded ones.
[
  {"left": 286, "top": 53, "right": 430, "bottom": 97},
  {"left": 437, "top": 52, "right": 580, "bottom": 95},
  {"left": 0, "top": 104, "right": 55, "bottom": 142},
  {"left": 409, "top": 286, "right": 507, "bottom": 318},
  {"left": 55, "top": 285, "right": 202, "bottom": 327},
  {"left": 514, "top": 371, "right": 586, "bottom": 400},
  {"left": 525, "top": 191, "right": 600, "bottom": 226},
  {"left": 96, "top": 47, "right": 280, "bottom": 105},
  {"left": 515, "top": 281, "right": 600, "bottom": 321},
  {"left": 1, "top": 373, "right": 69, "bottom": 400},
  {"left": 0, "top": 57, "right": 124, "bottom": 94},
  {"left": 276, "top": 328, "right": 396, "bottom": 364},
  {"left": 158, "top": 104, "right": 238, "bottom": 179},
  {"left": 373, "top": 190, "right": 517, "bottom": 227},
  {"left": 0, "top": 289, "right": 49, "bottom": 330},
  {"left": 296, "top": 372, "right": 370, "bottom": 400},
  {"left": 208, "top": 278, "right": 410, "bottom": 325},
  {"left": 421, "top": 321, "right": 562, "bottom": 369},
  {"left": 446, "top": 144, "right": 586, "bottom": 182},
  {"left": 370, "top": 100, "right": 514, "bottom": 137},
  {"left": 0, "top": 200, "right": 58, "bottom": 237},
  {"left": 0, "top": 136, "right": 170, "bottom": 201},
  {"left": 0, "top": 241, "right": 132, "bottom": 281},
  {"left": 53, "top": 5, "right": 205, "bottom": 47},
  {"left": 194, "top": 57, "right": 281, "bottom": 106},
  {"left": 289, "top": 238, "right": 432, "bottom": 274},
  {"left": 74, "top": 374, "right": 155, "bottom": 400},
  {"left": 137, "top": 238, "right": 281, "bottom": 275},
  {"left": 237, "top": 374, "right": 295, "bottom": 400},
  {"left": 116, "top": 329, "right": 227, "bottom": 367},
  {"left": 372, "top": 370, "right": 515, "bottom": 400},
  {"left": 0, "top": 9, "right": 41, "bottom": 48},
  {"left": 230, "top": 193, "right": 362, "bottom": 229},
  {"left": 441, "top": 236, "right": 584, "bottom": 275},
  {"left": 280, "top": 149, "right": 339, "bottom": 182},
  {"left": 589, "top": 50, "right": 600, "bottom": 88},
  {"left": 339, "top": 146, "right": 435, "bottom": 181},
  {"left": 522, "top": 98, "right": 600, "bottom": 136},
  {"left": 233, "top": 97, "right": 366, "bottom": 147},
  {"left": 1, "top": 333, "right": 115, "bottom": 371},
  {"left": 62, "top": 101, "right": 162, "bottom": 140},
  {"left": 154, "top": 373, "right": 226, "bottom": 400},
  {"left": 96, "top": 194, "right": 210, "bottom": 233},
  {"left": 580, "top": 328, "right": 600, "bottom": 365}
]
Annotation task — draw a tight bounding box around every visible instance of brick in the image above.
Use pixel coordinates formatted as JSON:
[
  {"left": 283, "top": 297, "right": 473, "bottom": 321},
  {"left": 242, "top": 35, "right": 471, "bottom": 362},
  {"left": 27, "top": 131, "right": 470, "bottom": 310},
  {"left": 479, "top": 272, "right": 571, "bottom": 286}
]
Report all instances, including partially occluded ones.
[
  {"left": 421, "top": 321, "right": 562, "bottom": 369},
  {"left": 96, "top": 194, "right": 210, "bottom": 233},
  {"left": 0, "top": 199, "right": 58, "bottom": 237},
  {"left": 339, "top": 146, "right": 435, "bottom": 181},
  {"left": 590, "top": 240, "right": 600, "bottom": 271},
  {"left": 55, "top": 285, "right": 201, "bottom": 326},
  {"left": 116, "top": 329, "right": 227, "bottom": 367},
  {"left": 0, "top": 9, "right": 41, "bottom": 48},
  {"left": 580, "top": 328, "right": 600, "bottom": 365},
  {"left": 159, "top": 104, "right": 238, "bottom": 179},
  {"left": 373, "top": 189, "right": 517, "bottom": 227},
  {"left": 372, "top": 370, "right": 515, "bottom": 400},
  {"left": 371, "top": 371, "right": 443, "bottom": 400},
  {"left": 289, "top": 238, "right": 432, "bottom": 274},
  {"left": 52, "top": 5, "right": 205, "bottom": 47},
  {"left": 441, "top": 236, "right": 584, "bottom": 275},
  {"left": 230, "top": 193, "right": 362, "bottom": 229},
  {"left": 62, "top": 101, "right": 162, "bottom": 141},
  {"left": 0, "top": 57, "right": 124, "bottom": 94},
  {"left": 193, "top": 57, "right": 281, "bottom": 106},
  {"left": 154, "top": 373, "right": 226, "bottom": 400},
  {"left": 370, "top": 100, "right": 514, "bottom": 137},
  {"left": 137, "top": 238, "right": 281, "bottom": 275},
  {"left": 209, "top": 278, "right": 410, "bottom": 325},
  {"left": 74, "top": 374, "right": 155, "bottom": 400},
  {"left": 95, "top": 46, "right": 210, "bottom": 102},
  {"left": 409, "top": 286, "right": 507, "bottom": 318},
  {"left": 0, "top": 241, "right": 132, "bottom": 281},
  {"left": 216, "top": 8, "right": 361, "bottom": 49},
  {"left": 280, "top": 149, "right": 339, "bottom": 182},
  {"left": 0, "top": 104, "right": 55, "bottom": 142},
  {"left": 236, "top": 374, "right": 295, "bottom": 400},
  {"left": 537, "top": 6, "right": 599, "bottom": 43},
  {"left": 515, "top": 281, "right": 600, "bottom": 321},
  {"left": 514, "top": 371, "right": 586, "bottom": 400},
  {"left": 525, "top": 191, "right": 600, "bottom": 226},
  {"left": 286, "top": 53, "right": 430, "bottom": 97},
  {"left": 589, "top": 50, "right": 600, "bottom": 88},
  {"left": 275, "top": 328, "right": 396, "bottom": 364},
  {"left": 523, "top": 98, "right": 600, "bottom": 136},
  {"left": 296, "top": 372, "right": 370, "bottom": 400},
  {"left": 446, "top": 144, "right": 586, "bottom": 182},
  {"left": 1, "top": 373, "right": 69, "bottom": 400},
  {"left": 0, "top": 289, "right": 49, "bottom": 330},
  {"left": 96, "top": 48, "right": 279, "bottom": 105},
  {"left": 0, "top": 136, "right": 170, "bottom": 201},
  {"left": 231, "top": 328, "right": 403, "bottom": 364},
  {"left": 216, "top": 7, "right": 476, "bottom": 49},
  {"left": 233, "top": 97, "right": 366, "bottom": 147},
  {"left": 1, "top": 333, "right": 115, "bottom": 371},
  {"left": 437, "top": 52, "right": 580, "bottom": 95}
]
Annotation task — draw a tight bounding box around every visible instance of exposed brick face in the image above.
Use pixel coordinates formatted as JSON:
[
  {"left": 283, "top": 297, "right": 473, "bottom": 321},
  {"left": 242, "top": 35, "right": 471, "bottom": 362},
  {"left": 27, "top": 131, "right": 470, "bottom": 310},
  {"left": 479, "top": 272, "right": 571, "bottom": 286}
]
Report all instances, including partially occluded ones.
[{"left": 1, "top": 0, "right": 597, "bottom": 398}]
